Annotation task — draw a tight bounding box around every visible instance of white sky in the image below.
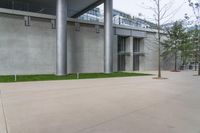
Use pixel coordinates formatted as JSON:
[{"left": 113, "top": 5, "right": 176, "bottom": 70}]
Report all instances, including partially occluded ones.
[{"left": 100, "top": 0, "right": 195, "bottom": 24}]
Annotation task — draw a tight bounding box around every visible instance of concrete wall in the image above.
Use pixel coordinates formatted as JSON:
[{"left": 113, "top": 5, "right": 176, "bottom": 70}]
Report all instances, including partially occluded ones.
[
  {"left": 68, "top": 23, "right": 104, "bottom": 73},
  {"left": 141, "top": 32, "right": 177, "bottom": 71},
  {"left": 0, "top": 14, "right": 56, "bottom": 75},
  {"left": 141, "top": 33, "right": 159, "bottom": 71},
  {"left": 0, "top": 13, "right": 118, "bottom": 75}
]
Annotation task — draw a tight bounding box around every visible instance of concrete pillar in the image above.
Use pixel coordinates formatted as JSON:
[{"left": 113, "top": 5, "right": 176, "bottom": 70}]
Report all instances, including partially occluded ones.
[
  {"left": 56, "top": 0, "right": 68, "bottom": 75},
  {"left": 125, "top": 37, "right": 134, "bottom": 71},
  {"left": 104, "top": 0, "right": 113, "bottom": 73}
]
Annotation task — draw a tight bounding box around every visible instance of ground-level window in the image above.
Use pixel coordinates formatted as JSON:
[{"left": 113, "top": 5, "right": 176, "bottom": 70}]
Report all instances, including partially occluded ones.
[
  {"left": 118, "top": 36, "right": 126, "bottom": 71},
  {"left": 133, "top": 38, "right": 141, "bottom": 71}
]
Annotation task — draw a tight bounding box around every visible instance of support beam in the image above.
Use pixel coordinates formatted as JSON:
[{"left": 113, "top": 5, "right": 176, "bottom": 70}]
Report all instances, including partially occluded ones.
[
  {"left": 56, "top": 0, "right": 68, "bottom": 75},
  {"left": 104, "top": 0, "right": 113, "bottom": 73}
]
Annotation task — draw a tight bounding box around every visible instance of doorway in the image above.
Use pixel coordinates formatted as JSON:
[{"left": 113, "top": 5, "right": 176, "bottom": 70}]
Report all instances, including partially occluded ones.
[
  {"left": 133, "top": 38, "right": 140, "bottom": 71},
  {"left": 118, "top": 36, "right": 126, "bottom": 71}
]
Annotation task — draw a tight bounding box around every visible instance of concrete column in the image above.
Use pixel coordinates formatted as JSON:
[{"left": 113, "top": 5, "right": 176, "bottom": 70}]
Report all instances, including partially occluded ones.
[
  {"left": 56, "top": 0, "right": 68, "bottom": 75},
  {"left": 104, "top": 0, "right": 113, "bottom": 73},
  {"left": 125, "top": 37, "right": 134, "bottom": 71}
]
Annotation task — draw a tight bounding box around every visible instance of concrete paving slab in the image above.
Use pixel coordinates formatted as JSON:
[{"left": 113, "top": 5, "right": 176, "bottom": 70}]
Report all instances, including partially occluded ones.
[
  {"left": 0, "top": 91, "right": 7, "bottom": 133},
  {"left": 0, "top": 71, "right": 199, "bottom": 133}
]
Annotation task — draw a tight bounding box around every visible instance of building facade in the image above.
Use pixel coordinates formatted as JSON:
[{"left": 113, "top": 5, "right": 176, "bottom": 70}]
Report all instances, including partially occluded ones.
[{"left": 0, "top": 0, "right": 173, "bottom": 75}]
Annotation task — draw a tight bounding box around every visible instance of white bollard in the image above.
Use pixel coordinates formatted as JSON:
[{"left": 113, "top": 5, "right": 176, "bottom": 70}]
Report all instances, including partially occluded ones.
[
  {"left": 14, "top": 75, "right": 17, "bottom": 82},
  {"left": 77, "top": 73, "right": 80, "bottom": 79}
]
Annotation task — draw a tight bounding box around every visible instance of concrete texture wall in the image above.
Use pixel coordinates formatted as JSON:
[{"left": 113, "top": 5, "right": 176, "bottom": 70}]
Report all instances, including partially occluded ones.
[
  {"left": 68, "top": 23, "right": 104, "bottom": 73},
  {"left": 0, "top": 14, "right": 118, "bottom": 75},
  {"left": 141, "top": 32, "right": 175, "bottom": 71},
  {"left": 0, "top": 14, "right": 56, "bottom": 75},
  {"left": 141, "top": 32, "right": 159, "bottom": 71}
]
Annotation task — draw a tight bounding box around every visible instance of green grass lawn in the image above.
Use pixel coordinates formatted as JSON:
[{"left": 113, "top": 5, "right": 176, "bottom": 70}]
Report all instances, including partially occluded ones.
[{"left": 0, "top": 72, "right": 151, "bottom": 83}]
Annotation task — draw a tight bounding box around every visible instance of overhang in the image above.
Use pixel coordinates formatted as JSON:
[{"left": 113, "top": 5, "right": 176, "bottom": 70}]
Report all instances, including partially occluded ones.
[{"left": 0, "top": 0, "right": 104, "bottom": 17}]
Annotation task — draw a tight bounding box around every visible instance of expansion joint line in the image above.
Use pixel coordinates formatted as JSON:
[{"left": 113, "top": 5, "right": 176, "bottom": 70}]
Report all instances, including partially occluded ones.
[{"left": 0, "top": 90, "right": 9, "bottom": 133}]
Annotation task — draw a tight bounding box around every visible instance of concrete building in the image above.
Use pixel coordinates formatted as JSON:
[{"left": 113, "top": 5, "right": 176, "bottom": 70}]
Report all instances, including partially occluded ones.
[
  {"left": 112, "top": 9, "right": 155, "bottom": 29},
  {"left": 0, "top": 0, "right": 172, "bottom": 76}
]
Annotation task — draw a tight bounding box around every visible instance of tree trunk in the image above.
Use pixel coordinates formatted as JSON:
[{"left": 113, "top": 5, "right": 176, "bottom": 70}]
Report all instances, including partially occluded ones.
[
  {"left": 195, "top": 56, "right": 197, "bottom": 71},
  {"left": 198, "top": 62, "right": 200, "bottom": 75},
  {"left": 198, "top": 51, "right": 200, "bottom": 75},
  {"left": 157, "top": 0, "right": 161, "bottom": 78},
  {"left": 175, "top": 51, "right": 177, "bottom": 71}
]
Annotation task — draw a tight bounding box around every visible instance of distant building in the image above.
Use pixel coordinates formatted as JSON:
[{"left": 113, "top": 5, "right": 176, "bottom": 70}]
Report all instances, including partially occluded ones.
[
  {"left": 80, "top": 8, "right": 157, "bottom": 29},
  {"left": 79, "top": 8, "right": 102, "bottom": 22}
]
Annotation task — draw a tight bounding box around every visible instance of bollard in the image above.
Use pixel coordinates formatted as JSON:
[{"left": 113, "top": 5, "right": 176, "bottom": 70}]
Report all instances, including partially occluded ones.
[
  {"left": 77, "top": 73, "right": 80, "bottom": 79},
  {"left": 14, "top": 75, "right": 17, "bottom": 82}
]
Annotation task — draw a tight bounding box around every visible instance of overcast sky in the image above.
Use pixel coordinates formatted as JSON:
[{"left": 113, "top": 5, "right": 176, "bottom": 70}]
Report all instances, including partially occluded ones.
[{"left": 100, "top": 0, "right": 195, "bottom": 24}]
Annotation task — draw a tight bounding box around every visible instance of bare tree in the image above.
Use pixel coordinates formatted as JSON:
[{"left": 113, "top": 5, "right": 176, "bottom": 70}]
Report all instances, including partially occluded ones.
[
  {"left": 141, "top": 0, "right": 181, "bottom": 78},
  {"left": 156, "top": 0, "right": 162, "bottom": 78}
]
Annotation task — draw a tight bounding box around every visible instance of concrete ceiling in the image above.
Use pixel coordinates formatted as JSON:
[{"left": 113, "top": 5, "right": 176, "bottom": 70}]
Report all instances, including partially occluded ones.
[{"left": 2, "top": 0, "right": 104, "bottom": 17}]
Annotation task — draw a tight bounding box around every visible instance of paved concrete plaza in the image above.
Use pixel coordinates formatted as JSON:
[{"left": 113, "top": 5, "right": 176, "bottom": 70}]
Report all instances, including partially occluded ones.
[{"left": 0, "top": 71, "right": 200, "bottom": 133}]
